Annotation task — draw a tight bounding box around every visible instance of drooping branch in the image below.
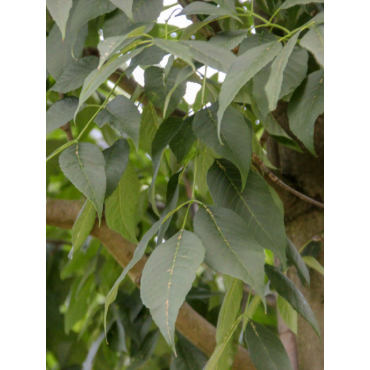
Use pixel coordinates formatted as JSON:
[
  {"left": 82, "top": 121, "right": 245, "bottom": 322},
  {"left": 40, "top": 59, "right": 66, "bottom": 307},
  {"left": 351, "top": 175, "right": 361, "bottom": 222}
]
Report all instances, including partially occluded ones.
[{"left": 46, "top": 198, "right": 255, "bottom": 370}]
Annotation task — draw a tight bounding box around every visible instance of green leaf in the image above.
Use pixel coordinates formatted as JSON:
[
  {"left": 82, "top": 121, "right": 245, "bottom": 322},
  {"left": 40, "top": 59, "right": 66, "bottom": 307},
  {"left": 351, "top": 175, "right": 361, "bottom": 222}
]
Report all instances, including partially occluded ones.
[
  {"left": 180, "top": 16, "right": 219, "bottom": 40},
  {"left": 148, "top": 117, "right": 183, "bottom": 215},
  {"left": 139, "top": 102, "right": 162, "bottom": 154},
  {"left": 265, "top": 264, "right": 320, "bottom": 336},
  {"left": 215, "top": 276, "right": 243, "bottom": 370},
  {"left": 218, "top": 41, "right": 283, "bottom": 133},
  {"left": 239, "top": 32, "right": 277, "bottom": 55},
  {"left": 286, "top": 238, "right": 310, "bottom": 285},
  {"left": 169, "top": 117, "right": 197, "bottom": 164},
  {"left": 288, "top": 69, "right": 324, "bottom": 154},
  {"left": 102, "top": 9, "right": 134, "bottom": 37},
  {"left": 153, "top": 38, "right": 195, "bottom": 70},
  {"left": 178, "top": 2, "right": 241, "bottom": 22},
  {"left": 46, "top": 0, "right": 73, "bottom": 39},
  {"left": 193, "top": 103, "right": 253, "bottom": 190},
  {"left": 132, "top": 0, "right": 163, "bottom": 23},
  {"left": 76, "top": 48, "right": 143, "bottom": 116},
  {"left": 300, "top": 25, "right": 324, "bottom": 67},
  {"left": 71, "top": 199, "right": 96, "bottom": 257},
  {"left": 194, "top": 206, "right": 265, "bottom": 301},
  {"left": 141, "top": 230, "right": 205, "bottom": 352},
  {"left": 281, "top": 0, "right": 324, "bottom": 10},
  {"left": 195, "top": 143, "right": 216, "bottom": 198},
  {"left": 302, "top": 256, "right": 324, "bottom": 275},
  {"left": 109, "top": 0, "right": 134, "bottom": 21},
  {"left": 209, "top": 30, "right": 248, "bottom": 51},
  {"left": 95, "top": 95, "right": 141, "bottom": 150},
  {"left": 245, "top": 320, "right": 293, "bottom": 370},
  {"left": 52, "top": 56, "right": 99, "bottom": 93},
  {"left": 171, "top": 334, "right": 208, "bottom": 370},
  {"left": 82, "top": 330, "right": 106, "bottom": 370},
  {"left": 207, "top": 160, "right": 287, "bottom": 267},
  {"left": 104, "top": 220, "right": 162, "bottom": 334},
  {"left": 47, "top": 97, "right": 79, "bottom": 133},
  {"left": 105, "top": 162, "right": 140, "bottom": 243},
  {"left": 265, "top": 32, "right": 300, "bottom": 112},
  {"left": 277, "top": 295, "right": 298, "bottom": 335},
  {"left": 103, "top": 138, "right": 130, "bottom": 198},
  {"left": 181, "top": 40, "right": 237, "bottom": 73},
  {"left": 144, "top": 66, "right": 187, "bottom": 119},
  {"left": 59, "top": 143, "right": 106, "bottom": 221}
]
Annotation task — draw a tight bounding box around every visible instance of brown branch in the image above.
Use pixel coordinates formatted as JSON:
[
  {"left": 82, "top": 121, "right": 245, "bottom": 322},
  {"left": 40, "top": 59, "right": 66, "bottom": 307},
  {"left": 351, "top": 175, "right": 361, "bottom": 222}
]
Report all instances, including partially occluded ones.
[
  {"left": 46, "top": 198, "right": 255, "bottom": 370},
  {"left": 252, "top": 154, "right": 324, "bottom": 209}
]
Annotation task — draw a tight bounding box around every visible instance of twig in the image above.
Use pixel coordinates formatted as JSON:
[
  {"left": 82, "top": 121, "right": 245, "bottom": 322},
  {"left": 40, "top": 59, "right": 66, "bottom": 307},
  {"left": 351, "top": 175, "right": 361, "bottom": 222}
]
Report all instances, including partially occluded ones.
[{"left": 252, "top": 153, "right": 324, "bottom": 209}]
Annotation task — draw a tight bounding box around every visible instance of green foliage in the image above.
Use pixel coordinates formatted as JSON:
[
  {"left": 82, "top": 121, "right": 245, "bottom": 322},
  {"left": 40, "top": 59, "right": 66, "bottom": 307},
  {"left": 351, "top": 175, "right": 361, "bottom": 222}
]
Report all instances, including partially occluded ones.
[{"left": 47, "top": 1, "right": 324, "bottom": 368}]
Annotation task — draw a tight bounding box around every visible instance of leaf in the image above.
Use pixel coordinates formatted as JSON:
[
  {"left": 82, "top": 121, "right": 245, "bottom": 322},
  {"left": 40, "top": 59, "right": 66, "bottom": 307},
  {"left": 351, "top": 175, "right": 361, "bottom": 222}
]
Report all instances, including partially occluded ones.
[
  {"left": 104, "top": 220, "right": 162, "bottom": 334},
  {"left": 265, "top": 32, "right": 300, "bottom": 112},
  {"left": 193, "top": 103, "right": 253, "bottom": 190},
  {"left": 300, "top": 25, "right": 324, "bottom": 67},
  {"left": 140, "top": 230, "right": 205, "bottom": 352},
  {"left": 181, "top": 40, "right": 237, "bottom": 73},
  {"left": 144, "top": 66, "right": 187, "bottom": 119},
  {"left": 132, "top": 0, "right": 163, "bottom": 23},
  {"left": 171, "top": 334, "right": 208, "bottom": 370},
  {"left": 281, "top": 0, "right": 324, "bottom": 10},
  {"left": 265, "top": 264, "right": 320, "bottom": 336},
  {"left": 209, "top": 30, "right": 248, "bottom": 51},
  {"left": 105, "top": 162, "right": 140, "bottom": 243},
  {"left": 215, "top": 276, "right": 243, "bottom": 370},
  {"left": 195, "top": 143, "right": 215, "bottom": 198},
  {"left": 169, "top": 117, "right": 197, "bottom": 164},
  {"left": 239, "top": 32, "right": 278, "bottom": 55},
  {"left": 180, "top": 16, "right": 219, "bottom": 40},
  {"left": 153, "top": 38, "right": 195, "bottom": 70},
  {"left": 71, "top": 199, "right": 96, "bottom": 257},
  {"left": 245, "top": 320, "right": 293, "bottom": 370},
  {"left": 218, "top": 41, "right": 283, "bottom": 132},
  {"left": 302, "top": 256, "right": 324, "bottom": 275},
  {"left": 102, "top": 9, "right": 134, "bottom": 37},
  {"left": 139, "top": 102, "right": 162, "bottom": 154},
  {"left": 46, "top": 97, "right": 79, "bottom": 133},
  {"left": 95, "top": 96, "right": 141, "bottom": 150},
  {"left": 109, "top": 0, "right": 133, "bottom": 21},
  {"left": 277, "top": 295, "right": 298, "bottom": 335},
  {"left": 286, "top": 238, "right": 310, "bottom": 285},
  {"left": 103, "top": 139, "right": 130, "bottom": 198},
  {"left": 52, "top": 56, "right": 99, "bottom": 93},
  {"left": 178, "top": 2, "right": 241, "bottom": 22},
  {"left": 194, "top": 206, "right": 266, "bottom": 300},
  {"left": 148, "top": 117, "right": 184, "bottom": 215},
  {"left": 82, "top": 330, "right": 106, "bottom": 370},
  {"left": 76, "top": 48, "right": 143, "bottom": 116},
  {"left": 288, "top": 69, "right": 324, "bottom": 154},
  {"left": 46, "top": 0, "right": 73, "bottom": 39},
  {"left": 59, "top": 143, "right": 106, "bottom": 221},
  {"left": 207, "top": 159, "right": 287, "bottom": 267}
]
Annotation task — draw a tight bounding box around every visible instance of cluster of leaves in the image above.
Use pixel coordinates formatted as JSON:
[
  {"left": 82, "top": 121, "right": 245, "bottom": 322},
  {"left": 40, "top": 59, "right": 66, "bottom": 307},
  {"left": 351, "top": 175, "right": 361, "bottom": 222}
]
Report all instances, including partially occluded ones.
[{"left": 46, "top": 0, "right": 324, "bottom": 369}]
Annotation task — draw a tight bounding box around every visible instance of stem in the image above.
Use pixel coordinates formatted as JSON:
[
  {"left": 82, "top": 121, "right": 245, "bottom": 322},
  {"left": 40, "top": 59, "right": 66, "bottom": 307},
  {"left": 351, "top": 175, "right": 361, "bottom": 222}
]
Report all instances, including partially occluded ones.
[
  {"left": 192, "top": 141, "right": 199, "bottom": 198},
  {"left": 161, "top": 199, "right": 204, "bottom": 225},
  {"left": 201, "top": 66, "right": 207, "bottom": 108}
]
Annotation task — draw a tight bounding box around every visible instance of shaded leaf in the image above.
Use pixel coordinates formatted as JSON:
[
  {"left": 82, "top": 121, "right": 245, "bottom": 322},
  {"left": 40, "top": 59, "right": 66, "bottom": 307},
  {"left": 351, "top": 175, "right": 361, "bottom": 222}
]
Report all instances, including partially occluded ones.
[
  {"left": 102, "top": 9, "right": 134, "bottom": 37},
  {"left": 195, "top": 143, "right": 216, "bottom": 198},
  {"left": 82, "top": 330, "right": 106, "bottom": 370},
  {"left": 265, "top": 264, "right": 320, "bottom": 336},
  {"left": 210, "top": 30, "right": 248, "bottom": 50},
  {"left": 105, "top": 162, "right": 140, "bottom": 243},
  {"left": 95, "top": 95, "right": 141, "bottom": 150},
  {"left": 52, "top": 56, "right": 99, "bottom": 93},
  {"left": 178, "top": 2, "right": 241, "bottom": 22},
  {"left": 169, "top": 117, "right": 197, "bottom": 164},
  {"left": 139, "top": 102, "right": 162, "bottom": 154},
  {"left": 103, "top": 138, "right": 130, "bottom": 198},
  {"left": 207, "top": 159, "right": 287, "bottom": 267},
  {"left": 109, "top": 0, "right": 133, "bottom": 21},
  {"left": 47, "top": 97, "right": 79, "bottom": 133},
  {"left": 71, "top": 199, "right": 96, "bottom": 257},
  {"left": 300, "top": 25, "right": 324, "bottom": 67},
  {"left": 286, "top": 238, "right": 310, "bottom": 285},
  {"left": 193, "top": 103, "right": 253, "bottom": 190},
  {"left": 239, "top": 32, "right": 277, "bottom": 55},
  {"left": 141, "top": 230, "right": 205, "bottom": 352},
  {"left": 46, "top": 0, "right": 73, "bottom": 39},
  {"left": 194, "top": 206, "right": 265, "bottom": 300},
  {"left": 132, "top": 0, "right": 163, "bottom": 23},
  {"left": 59, "top": 143, "right": 106, "bottom": 221},
  {"left": 245, "top": 320, "right": 293, "bottom": 370},
  {"left": 281, "top": 0, "right": 324, "bottom": 10},
  {"left": 288, "top": 69, "right": 324, "bottom": 154},
  {"left": 181, "top": 40, "right": 237, "bottom": 73},
  {"left": 218, "top": 41, "right": 282, "bottom": 130},
  {"left": 277, "top": 295, "right": 298, "bottom": 335},
  {"left": 302, "top": 256, "right": 324, "bottom": 275}
]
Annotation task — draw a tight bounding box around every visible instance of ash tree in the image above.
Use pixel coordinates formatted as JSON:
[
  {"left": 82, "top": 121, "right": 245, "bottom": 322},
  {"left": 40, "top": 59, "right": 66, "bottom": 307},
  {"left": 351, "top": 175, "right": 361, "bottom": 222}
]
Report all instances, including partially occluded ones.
[{"left": 46, "top": 1, "right": 324, "bottom": 370}]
